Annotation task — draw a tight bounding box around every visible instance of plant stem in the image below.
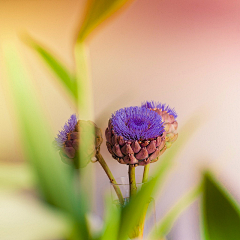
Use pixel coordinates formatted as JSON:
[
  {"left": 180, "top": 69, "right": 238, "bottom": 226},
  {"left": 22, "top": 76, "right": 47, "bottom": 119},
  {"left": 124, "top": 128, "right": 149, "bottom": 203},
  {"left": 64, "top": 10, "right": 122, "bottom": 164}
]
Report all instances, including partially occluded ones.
[
  {"left": 142, "top": 164, "right": 150, "bottom": 183},
  {"left": 96, "top": 152, "right": 124, "bottom": 205},
  {"left": 129, "top": 165, "right": 137, "bottom": 198},
  {"left": 74, "top": 41, "right": 93, "bottom": 120}
]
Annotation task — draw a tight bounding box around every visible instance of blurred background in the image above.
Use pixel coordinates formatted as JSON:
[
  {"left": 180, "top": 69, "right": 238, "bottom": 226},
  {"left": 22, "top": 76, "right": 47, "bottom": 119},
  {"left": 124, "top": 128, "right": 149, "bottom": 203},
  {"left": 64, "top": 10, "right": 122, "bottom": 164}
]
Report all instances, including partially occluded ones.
[{"left": 1, "top": 0, "right": 240, "bottom": 239}]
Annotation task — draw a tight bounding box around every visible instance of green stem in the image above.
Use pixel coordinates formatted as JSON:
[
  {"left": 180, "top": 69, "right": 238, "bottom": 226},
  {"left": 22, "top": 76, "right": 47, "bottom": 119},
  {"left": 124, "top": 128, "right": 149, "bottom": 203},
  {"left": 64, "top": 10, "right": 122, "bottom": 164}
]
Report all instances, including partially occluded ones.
[
  {"left": 129, "top": 165, "right": 137, "bottom": 198},
  {"left": 142, "top": 164, "right": 150, "bottom": 183},
  {"left": 96, "top": 152, "right": 124, "bottom": 205},
  {"left": 74, "top": 41, "right": 93, "bottom": 120}
]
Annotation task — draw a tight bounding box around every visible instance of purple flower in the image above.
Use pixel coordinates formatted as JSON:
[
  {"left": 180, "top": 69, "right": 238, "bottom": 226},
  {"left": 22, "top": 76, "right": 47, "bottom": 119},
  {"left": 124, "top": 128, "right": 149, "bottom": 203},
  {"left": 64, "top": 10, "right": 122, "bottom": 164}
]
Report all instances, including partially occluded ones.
[
  {"left": 111, "top": 106, "right": 165, "bottom": 141},
  {"left": 55, "top": 114, "right": 78, "bottom": 149},
  {"left": 142, "top": 101, "right": 177, "bottom": 119},
  {"left": 142, "top": 101, "right": 178, "bottom": 149},
  {"left": 55, "top": 114, "right": 103, "bottom": 168},
  {"left": 106, "top": 106, "right": 166, "bottom": 166}
]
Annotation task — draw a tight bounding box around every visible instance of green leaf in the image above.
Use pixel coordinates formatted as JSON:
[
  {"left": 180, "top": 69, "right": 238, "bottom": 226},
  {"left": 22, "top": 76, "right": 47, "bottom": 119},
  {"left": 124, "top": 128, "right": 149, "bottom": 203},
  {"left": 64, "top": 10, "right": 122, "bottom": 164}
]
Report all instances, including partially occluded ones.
[
  {"left": 3, "top": 42, "right": 89, "bottom": 240},
  {"left": 118, "top": 115, "right": 204, "bottom": 240},
  {"left": 149, "top": 183, "right": 203, "bottom": 239},
  {"left": 202, "top": 172, "right": 240, "bottom": 240},
  {"left": 25, "top": 36, "right": 78, "bottom": 101},
  {"left": 77, "top": 0, "right": 135, "bottom": 41},
  {"left": 100, "top": 195, "right": 121, "bottom": 240}
]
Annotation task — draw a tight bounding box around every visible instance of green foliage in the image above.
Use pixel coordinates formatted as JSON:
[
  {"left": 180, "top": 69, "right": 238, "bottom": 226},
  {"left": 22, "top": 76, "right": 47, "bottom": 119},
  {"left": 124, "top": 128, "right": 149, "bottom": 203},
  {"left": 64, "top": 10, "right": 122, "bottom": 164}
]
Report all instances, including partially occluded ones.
[
  {"left": 202, "top": 172, "right": 240, "bottom": 240},
  {"left": 3, "top": 43, "right": 89, "bottom": 240},
  {"left": 100, "top": 195, "right": 121, "bottom": 240},
  {"left": 26, "top": 36, "right": 78, "bottom": 101},
  {"left": 77, "top": 0, "right": 135, "bottom": 42},
  {"left": 150, "top": 183, "right": 203, "bottom": 239},
  {"left": 117, "top": 116, "right": 203, "bottom": 240}
]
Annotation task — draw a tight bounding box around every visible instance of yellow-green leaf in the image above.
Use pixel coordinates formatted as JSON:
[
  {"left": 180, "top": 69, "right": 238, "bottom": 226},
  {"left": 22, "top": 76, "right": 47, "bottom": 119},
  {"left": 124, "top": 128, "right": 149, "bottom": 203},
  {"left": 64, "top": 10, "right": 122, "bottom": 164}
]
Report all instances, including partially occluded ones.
[
  {"left": 118, "top": 115, "right": 203, "bottom": 240},
  {"left": 77, "top": 0, "right": 135, "bottom": 42},
  {"left": 3, "top": 42, "right": 89, "bottom": 240},
  {"left": 25, "top": 36, "right": 78, "bottom": 101}
]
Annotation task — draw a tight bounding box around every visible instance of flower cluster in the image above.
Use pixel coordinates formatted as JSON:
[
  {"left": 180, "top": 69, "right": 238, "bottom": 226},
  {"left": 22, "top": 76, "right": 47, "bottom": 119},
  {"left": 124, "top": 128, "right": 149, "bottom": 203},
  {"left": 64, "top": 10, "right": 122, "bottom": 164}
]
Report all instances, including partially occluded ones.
[
  {"left": 55, "top": 101, "right": 177, "bottom": 167},
  {"left": 105, "top": 101, "right": 178, "bottom": 166}
]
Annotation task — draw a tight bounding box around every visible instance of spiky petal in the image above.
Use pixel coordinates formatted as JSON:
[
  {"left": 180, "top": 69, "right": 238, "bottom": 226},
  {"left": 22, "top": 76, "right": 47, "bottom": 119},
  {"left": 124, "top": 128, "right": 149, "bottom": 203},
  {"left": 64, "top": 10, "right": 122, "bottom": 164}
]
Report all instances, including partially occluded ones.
[
  {"left": 142, "top": 101, "right": 178, "bottom": 149},
  {"left": 55, "top": 114, "right": 78, "bottom": 149}
]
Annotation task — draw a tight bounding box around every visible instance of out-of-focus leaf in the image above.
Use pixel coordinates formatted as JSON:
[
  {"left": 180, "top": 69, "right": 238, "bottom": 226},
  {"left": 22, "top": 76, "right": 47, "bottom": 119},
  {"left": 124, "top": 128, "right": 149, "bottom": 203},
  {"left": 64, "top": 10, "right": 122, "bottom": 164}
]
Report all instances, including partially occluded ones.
[
  {"left": 118, "top": 115, "right": 203, "bottom": 240},
  {"left": 73, "top": 42, "right": 95, "bottom": 214},
  {"left": 77, "top": 0, "right": 135, "bottom": 41},
  {"left": 0, "top": 164, "right": 33, "bottom": 190},
  {"left": 202, "top": 172, "right": 240, "bottom": 240},
  {"left": 3, "top": 42, "right": 89, "bottom": 240},
  {"left": 149, "top": 183, "right": 203, "bottom": 239},
  {"left": 74, "top": 42, "right": 93, "bottom": 120},
  {"left": 25, "top": 36, "right": 78, "bottom": 101},
  {"left": 100, "top": 195, "right": 121, "bottom": 240}
]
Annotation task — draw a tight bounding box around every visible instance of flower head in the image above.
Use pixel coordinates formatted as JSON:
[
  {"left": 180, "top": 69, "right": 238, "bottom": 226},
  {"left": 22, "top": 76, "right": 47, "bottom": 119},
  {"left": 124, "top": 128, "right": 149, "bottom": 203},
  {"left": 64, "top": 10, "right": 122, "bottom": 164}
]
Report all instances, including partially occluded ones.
[
  {"left": 142, "top": 101, "right": 177, "bottom": 119},
  {"left": 105, "top": 106, "right": 167, "bottom": 166},
  {"left": 142, "top": 101, "right": 178, "bottom": 148},
  {"left": 111, "top": 106, "right": 165, "bottom": 141},
  {"left": 55, "top": 114, "right": 78, "bottom": 149},
  {"left": 55, "top": 114, "right": 103, "bottom": 168}
]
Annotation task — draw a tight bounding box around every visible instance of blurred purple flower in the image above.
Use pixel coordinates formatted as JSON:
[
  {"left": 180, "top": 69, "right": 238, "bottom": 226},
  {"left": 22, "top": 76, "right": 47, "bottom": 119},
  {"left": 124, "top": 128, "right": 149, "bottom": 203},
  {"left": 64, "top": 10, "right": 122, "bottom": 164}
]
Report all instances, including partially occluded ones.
[{"left": 55, "top": 114, "right": 78, "bottom": 149}]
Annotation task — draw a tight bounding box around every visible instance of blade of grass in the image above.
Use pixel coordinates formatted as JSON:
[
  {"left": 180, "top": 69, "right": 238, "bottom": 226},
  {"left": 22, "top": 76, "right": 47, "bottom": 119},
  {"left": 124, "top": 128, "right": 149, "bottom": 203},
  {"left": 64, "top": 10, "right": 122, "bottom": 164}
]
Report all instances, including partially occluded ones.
[
  {"left": 149, "top": 183, "right": 203, "bottom": 239},
  {"left": 3, "top": 42, "right": 89, "bottom": 240},
  {"left": 77, "top": 0, "right": 135, "bottom": 42},
  {"left": 100, "top": 194, "right": 121, "bottom": 240},
  {"left": 24, "top": 35, "right": 78, "bottom": 101},
  {"left": 201, "top": 172, "right": 240, "bottom": 240},
  {"left": 118, "top": 115, "right": 204, "bottom": 240}
]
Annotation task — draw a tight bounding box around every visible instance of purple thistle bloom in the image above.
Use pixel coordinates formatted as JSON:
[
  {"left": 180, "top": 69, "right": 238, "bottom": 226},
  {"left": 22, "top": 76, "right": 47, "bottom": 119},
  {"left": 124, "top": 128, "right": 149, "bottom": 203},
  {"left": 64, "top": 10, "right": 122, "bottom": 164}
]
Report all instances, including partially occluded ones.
[
  {"left": 142, "top": 101, "right": 177, "bottom": 119},
  {"left": 55, "top": 114, "right": 78, "bottom": 149},
  {"left": 111, "top": 106, "right": 165, "bottom": 141}
]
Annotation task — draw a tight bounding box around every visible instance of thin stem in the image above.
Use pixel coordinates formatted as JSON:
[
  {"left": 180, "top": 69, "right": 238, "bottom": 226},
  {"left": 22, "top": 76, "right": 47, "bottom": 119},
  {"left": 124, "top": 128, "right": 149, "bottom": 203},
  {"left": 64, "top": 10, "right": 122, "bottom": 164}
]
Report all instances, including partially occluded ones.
[
  {"left": 129, "top": 165, "right": 137, "bottom": 198},
  {"left": 142, "top": 164, "right": 150, "bottom": 183},
  {"left": 96, "top": 152, "right": 124, "bottom": 205}
]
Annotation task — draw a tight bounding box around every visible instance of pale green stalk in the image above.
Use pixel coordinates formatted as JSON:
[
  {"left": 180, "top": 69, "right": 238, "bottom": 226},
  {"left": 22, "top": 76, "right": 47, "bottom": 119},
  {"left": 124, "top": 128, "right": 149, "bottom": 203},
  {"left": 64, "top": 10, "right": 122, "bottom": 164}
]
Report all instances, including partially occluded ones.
[
  {"left": 74, "top": 41, "right": 94, "bottom": 211},
  {"left": 74, "top": 41, "right": 93, "bottom": 120},
  {"left": 142, "top": 164, "right": 150, "bottom": 183},
  {"left": 129, "top": 165, "right": 137, "bottom": 197}
]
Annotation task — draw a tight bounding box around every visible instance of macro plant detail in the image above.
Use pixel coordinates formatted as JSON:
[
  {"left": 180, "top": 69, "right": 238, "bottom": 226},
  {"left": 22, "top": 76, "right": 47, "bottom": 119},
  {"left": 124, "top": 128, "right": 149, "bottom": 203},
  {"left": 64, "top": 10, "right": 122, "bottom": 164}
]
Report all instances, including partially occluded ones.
[
  {"left": 55, "top": 114, "right": 103, "bottom": 168},
  {"left": 54, "top": 103, "right": 179, "bottom": 238},
  {"left": 3, "top": 0, "right": 239, "bottom": 240},
  {"left": 142, "top": 101, "right": 178, "bottom": 149},
  {"left": 106, "top": 105, "right": 177, "bottom": 166}
]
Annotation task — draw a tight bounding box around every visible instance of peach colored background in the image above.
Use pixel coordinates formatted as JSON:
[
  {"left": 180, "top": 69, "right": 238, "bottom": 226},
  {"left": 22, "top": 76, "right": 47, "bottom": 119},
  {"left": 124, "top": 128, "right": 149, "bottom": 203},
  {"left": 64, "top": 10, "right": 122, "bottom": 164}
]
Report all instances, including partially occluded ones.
[{"left": 1, "top": 0, "right": 240, "bottom": 239}]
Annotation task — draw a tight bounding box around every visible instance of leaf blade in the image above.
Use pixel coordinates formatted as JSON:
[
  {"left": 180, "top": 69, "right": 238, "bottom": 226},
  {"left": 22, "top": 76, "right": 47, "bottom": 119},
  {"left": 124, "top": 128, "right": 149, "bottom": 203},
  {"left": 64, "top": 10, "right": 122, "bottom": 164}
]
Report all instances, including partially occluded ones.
[
  {"left": 77, "top": 0, "right": 135, "bottom": 41},
  {"left": 3, "top": 42, "right": 89, "bottom": 240},
  {"left": 25, "top": 36, "right": 78, "bottom": 101},
  {"left": 118, "top": 115, "right": 204, "bottom": 240},
  {"left": 149, "top": 183, "right": 202, "bottom": 239},
  {"left": 202, "top": 172, "right": 240, "bottom": 240}
]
